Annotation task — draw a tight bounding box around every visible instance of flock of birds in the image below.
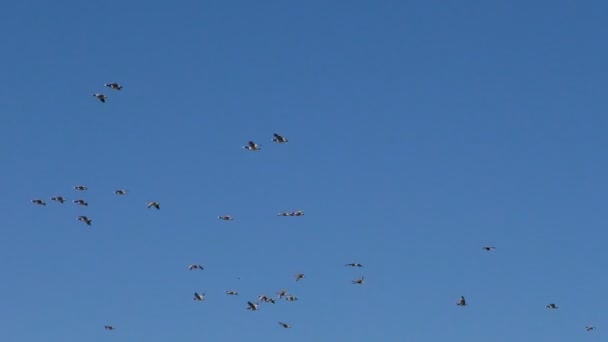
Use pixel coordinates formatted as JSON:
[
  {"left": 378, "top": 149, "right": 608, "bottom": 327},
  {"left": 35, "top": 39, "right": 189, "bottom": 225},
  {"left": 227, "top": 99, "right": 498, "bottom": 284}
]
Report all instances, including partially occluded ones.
[{"left": 28, "top": 82, "right": 599, "bottom": 336}]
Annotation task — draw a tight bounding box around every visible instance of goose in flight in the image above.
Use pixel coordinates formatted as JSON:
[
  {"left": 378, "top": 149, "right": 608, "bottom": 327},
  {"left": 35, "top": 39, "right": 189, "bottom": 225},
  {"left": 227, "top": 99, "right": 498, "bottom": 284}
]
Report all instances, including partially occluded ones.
[
  {"left": 32, "top": 199, "right": 46, "bottom": 206},
  {"left": 546, "top": 303, "right": 558, "bottom": 309},
  {"left": 352, "top": 276, "right": 365, "bottom": 285},
  {"left": 482, "top": 246, "right": 496, "bottom": 251},
  {"left": 246, "top": 301, "right": 259, "bottom": 311},
  {"left": 278, "top": 322, "right": 291, "bottom": 328},
  {"left": 272, "top": 133, "right": 288, "bottom": 143},
  {"left": 345, "top": 263, "right": 363, "bottom": 267},
  {"left": 457, "top": 296, "right": 467, "bottom": 306},
  {"left": 295, "top": 273, "right": 305, "bottom": 281},
  {"left": 292, "top": 209, "right": 304, "bottom": 216},
  {"left": 193, "top": 292, "right": 205, "bottom": 301},
  {"left": 104, "top": 82, "right": 122, "bottom": 91},
  {"left": 77, "top": 216, "right": 92, "bottom": 226},
  {"left": 104, "top": 325, "right": 115, "bottom": 331},
  {"left": 51, "top": 196, "right": 66, "bottom": 203},
  {"left": 225, "top": 291, "right": 238, "bottom": 296},
  {"left": 114, "top": 189, "right": 127, "bottom": 195},
  {"left": 147, "top": 201, "right": 160, "bottom": 210},
  {"left": 74, "top": 185, "right": 88, "bottom": 191},
  {"left": 188, "top": 264, "right": 204, "bottom": 271},
  {"left": 285, "top": 295, "right": 298, "bottom": 302},
  {"left": 73, "top": 199, "right": 88, "bottom": 206},
  {"left": 218, "top": 215, "right": 234, "bottom": 221},
  {"left": 92, "top": 93, "right": 107, "bottom": 103},
  {"left": 243, "top": 141, "right": 261, "bottom": 151},
  {"left": 276, "top": 289, "right": 288, "bottom": 299},
  {"left": 586, "top": 326, "right": 595, "bottom": 332}
]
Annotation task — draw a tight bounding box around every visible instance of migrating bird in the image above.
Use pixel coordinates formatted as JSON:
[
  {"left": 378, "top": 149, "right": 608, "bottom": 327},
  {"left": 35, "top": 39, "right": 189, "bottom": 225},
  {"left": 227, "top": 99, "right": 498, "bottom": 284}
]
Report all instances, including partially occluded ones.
[
  {"left": 285, "top": 295, "right": 298, "bottom": 302},
  {"left": 295, "top": 273, "right": 305, "bottom": 281},
  {"left": 272, "top": 133, "right": 288, "bottom": 143},
  {"left": 104, "top": 325, "right": 116, "bottom": 331},
  {"left": 147, "top": 201, "right": 160, "bottom": 210},
  {"left": 188, "top": 264, "right": 204, "bottom": 271},
  {"left": 291, "top": 209, "right": 304, "bottom": 216},
  {"left": 105, "top": 82, "right": 122, "bottom": 91},
  {"left": 218, "top": 215, "right": 234, "bottom": 221},
  {"left": 243, "top": 141, "right": 261, "bottom": 151},
  {"left": 246, "top": 301, "right": 259, "bottom": 311},
  {"left": 74, "top": 185, "right": 88, "bottom": 191},
  {"left": 345, "top": 263, "right": 363, "bottom": 267},
  {"left": 457, "top": 296, "right": 467, "bottom": 306},
  {"left": 225, "top": 291, "right": 238, "bottom": 296},
  {"left": 482, "top": 246, "right": 496, "bottom": 251},
  {"left": 51, "top": 196, "right": 66, "bottom": 203},
  {"left": 114, "top": 189, "right": 127, "bottom": 195},
  {"left": 73, "top": 199, "right": 88, "bottom": 206},
  {"left": 193, "top": 292, "right": 205, "bottom": 301},
  {"left": 546, "top": 303, "right": 558, "bottom": 309},
  {"left": 77, "top": 216, "right": 92, "bottom": 226},
  {"left": 276, "top": 289, "right": 288, "bottom": 299},
  {"left": 92, "top": 93, "right": 107, "bottom": 103},
  {"left": 31, "top": 199, "right": 46, "bottom": 206},
  {"left": 352, "top": 276, "right": 365, "bottom": 285},
  {"left": 278, "top": 322, "right": 291, "bottom": 328},
  {"left": 586, "top": 326, "right": 596, "bottom": 332}
]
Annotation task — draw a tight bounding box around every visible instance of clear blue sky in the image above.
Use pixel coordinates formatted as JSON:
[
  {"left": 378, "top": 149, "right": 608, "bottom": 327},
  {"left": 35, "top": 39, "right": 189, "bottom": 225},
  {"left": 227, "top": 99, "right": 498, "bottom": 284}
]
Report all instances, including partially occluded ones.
[{"left": 1, "top": 0, "right": 607, "bottom": 341}]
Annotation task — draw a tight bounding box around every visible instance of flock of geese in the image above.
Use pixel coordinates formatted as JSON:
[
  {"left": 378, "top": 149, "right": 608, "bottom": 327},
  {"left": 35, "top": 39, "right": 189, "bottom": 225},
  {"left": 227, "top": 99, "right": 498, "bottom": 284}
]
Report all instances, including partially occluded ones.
[{"left": 29, "top": 82, "right": 369, "bottom": 334}]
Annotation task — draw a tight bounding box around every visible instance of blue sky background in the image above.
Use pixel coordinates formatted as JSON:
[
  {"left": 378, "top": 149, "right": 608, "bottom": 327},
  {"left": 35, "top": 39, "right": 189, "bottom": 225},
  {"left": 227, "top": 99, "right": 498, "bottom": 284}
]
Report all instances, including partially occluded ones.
[{"left": 1, "top": 0, "right": 607, "bottom": 341}]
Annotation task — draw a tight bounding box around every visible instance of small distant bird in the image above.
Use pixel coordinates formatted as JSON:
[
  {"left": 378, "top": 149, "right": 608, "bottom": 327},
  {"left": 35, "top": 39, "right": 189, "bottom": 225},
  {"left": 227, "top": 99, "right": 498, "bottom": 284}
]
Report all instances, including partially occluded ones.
[
  {"left": 32, "top": 199, "right": 46, "bottom": 206},
  {"left": 266, "top": 298, "right": 276, "bottom": 304},
  {"left": 277, "top": 212, "right": 290, "bottom": 216},
  {"left": 225, "top": 291, "right": 238, "bottom": 296},
  {"left": 352, "top": 276, "right": 365, "bottom": 285},
  {"left": 278, "top": 322, "right": 291, "bottom": 328},
  {"left": 104, "top": 325, "right": 115, "bottom": 331},
  {"left": 193, "top": 292, "right": 205, "bottom": 301},
  {"left": 51, "top": 196, "right": 66, "bottom": 203},
  {"left": 345, "top": 263, "right": 363, "bottom": 267},
  {"left": 482, "top": 246, "right": 496, "bottom": 251},
  {"left": 291, "top": 209, "right": 304, "bottom": 216},
  {"left": 218, "top": 215, "right": 234, "bottom": 221},
  {"left": 74, "top": 185, "right": 88, "bottom": 191},
  {"left": 285, "top": 295, "right": 298, "bottom": 302},
  {"left": 77, "top": 216, "right": 92, "bottom": 226},
  {"left": 258, "top": 295, "right": 270, "bottom": 302},
  {"left": 147, "top": 201, "right": 160, "bottom": 210},
  {"left": 188, "top": 264, "right": 204, "bottom": 271},
  {"left": 246, "top": 301, "right": 259, "bottom": 311},
  {"left": 73, "top": 199, "right": 88, "bottom": 206},
  {"left": 457, "top": 296, "right": 467, "bottom": 306},
  {"left": 104, "top": 82, "right": 122, "bottom": 91},
  {"left": 546, "top": 303, "right": 558, "bottom": 309},
  {"left": 295, "top": 273, "right": 305, "bottom": 281},
  {"left": 114, "top": 189, "right": 127, "bottom": 195},
  {"left": 586, "top": 326, "right": 595, "bottom": 332},
  {"left": 92, "top": 93, "right": 107, "bottom": 103},
  {"left": 277, "top": 289, "right": 288, "bottom": 299},
  {"left": 272, "top": 133, "right": 288, "bottom": 143},
  {"left": 243, "top": 141, "right": 261, "bottom": 151}
]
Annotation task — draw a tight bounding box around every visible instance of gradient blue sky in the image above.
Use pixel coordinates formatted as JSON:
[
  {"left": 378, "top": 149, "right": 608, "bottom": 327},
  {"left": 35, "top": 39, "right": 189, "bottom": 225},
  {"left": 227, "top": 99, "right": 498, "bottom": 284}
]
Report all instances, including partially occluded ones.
[{"left": 1, "top": 0, "right": 607, "bottom": 341}]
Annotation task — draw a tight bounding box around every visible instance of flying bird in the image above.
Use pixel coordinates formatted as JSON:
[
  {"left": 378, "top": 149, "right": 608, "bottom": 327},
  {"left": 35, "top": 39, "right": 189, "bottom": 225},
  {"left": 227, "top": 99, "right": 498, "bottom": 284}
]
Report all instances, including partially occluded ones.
[
  {"left": 243, "top": 141, "right": 261, "bottom": 151},
  {"left": 31, "top": 199, "right": 46, "bottom": 206},
  {"left": 77, "top": 216, "right": 92, "bottom": 226},
  {"left": 352, "top": 276, "right": 365, "bottom": 285},
  {"left": 276, "top": 289, "right": 288, "bottom": 299},
  {"left": 193, "top": 292, "right": 205, "bottom": 301},
  {"left": 73, "top": 199, "right": 88, "bottom": 206},
  {"left": 285, "top": 295, "right": 298, "bottom": 302},
  {"left": 345, "top": 263, "right": 363, "bottom": 267},
  {"left": 586, "top": 326, "right": 596, "bottom": 332},
  {"left": 92, "top": 93, "right": 107, "bottom": 103},
  {"left": 114, "top": 189, "right": 127, "bottom": 195},
  {"left": 272, "top": 133, "right": 288, "bottom": 143},
  {"left": 457, "top": 296, "right": 467, "bottom": 306},
  {"left": 218, "top": 215, "right": 234, "bottom": 221},
  {"left": 104, "top": 82, "right": 122, "bottom": 91},
  {"left": 292, "top": 209, "right": 304, "bottom": 216},
  {"left": 278, "top": 322, "right": 291, "bottom": 328},
  {"left": 225, "top": 291, "right": 238, "bottom": 296},
  {"left": 188, "top": 264, "right": 204, "bottom": 271},
  {"left": 147, "top": 201, "right": 160, "bottom": 210},
  {"left": 482, "top": 246, "right": 496, "bottom": 251},
  {"left": 246, "top": 301, "right": 259, "bottom": 311},
  {"left": 546, "top": 303, "right": 558, "bottom": 309},
  {"left": 104, "top": 325, "right": 115, "bottom": 331},
  {"left": 74, "top": 185, "right": 88, "bottom": 191},
  {"left": 51, "top": 196, "right": 66, "bottom": 203},
  {"left": 295, "top": 273, "right": 305, "bottom": 281}
]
